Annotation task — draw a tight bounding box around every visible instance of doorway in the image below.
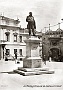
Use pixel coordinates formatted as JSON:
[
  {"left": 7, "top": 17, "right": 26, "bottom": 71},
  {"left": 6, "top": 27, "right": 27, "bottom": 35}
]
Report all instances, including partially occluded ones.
[{"left": 50, "top": 48, "right": 60, "bottom": 61}]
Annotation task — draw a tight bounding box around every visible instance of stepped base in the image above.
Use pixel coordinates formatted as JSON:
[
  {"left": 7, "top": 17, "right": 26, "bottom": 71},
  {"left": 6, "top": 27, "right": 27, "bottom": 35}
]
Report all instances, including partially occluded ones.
[{"left": 13, "top": 67, "right": 54, "bottom": 76}]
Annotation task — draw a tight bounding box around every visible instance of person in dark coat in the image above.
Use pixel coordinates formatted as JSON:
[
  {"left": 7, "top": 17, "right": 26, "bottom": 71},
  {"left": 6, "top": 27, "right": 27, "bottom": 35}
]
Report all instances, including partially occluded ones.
[
  {"left": 15, "top": 52, "right": 17, "bottom": 59},
  {"left": 5, "top": 53, "right": 8, "bottom": 61},
  {"left": 26, "top": 12, "right": 36, "bottom": 36},
  {"left": 15, "top": 52, "right": 17, "bottom": 63}
]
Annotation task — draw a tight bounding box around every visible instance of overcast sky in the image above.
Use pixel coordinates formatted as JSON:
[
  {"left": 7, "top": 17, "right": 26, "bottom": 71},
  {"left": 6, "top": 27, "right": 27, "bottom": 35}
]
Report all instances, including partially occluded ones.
[{"left": 0, "top": 0, "right": 63, "bottom": 32}]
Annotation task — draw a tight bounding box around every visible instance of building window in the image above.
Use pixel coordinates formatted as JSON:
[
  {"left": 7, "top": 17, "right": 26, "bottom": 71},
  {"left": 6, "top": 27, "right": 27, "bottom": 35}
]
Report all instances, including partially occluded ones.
[
  {"left": 6, "top": 34, "right": 10, "bottom": 41},
  {"left": 5, "top": 32, "right": 10, "bottom": 41},
  {"left": 14, "top": 49, "right": 17, "bottom": 54},
  {"left": 6, "top": 20, "right": 9, "bottom": 25},
  {"left": 51, "top": 40, "right": 58, "bottom": 46},
  {"left": 20, "top": 36, "right": 22, "bottom": 42},
  {"left": 6, "top": 49, "right": 10, "bottom": 55},
  {"left": 20, "top": 49, "right": 22, "bottom": 56},
  {"left": 14, "top": 35, "right": 17, "bottom": 42}
]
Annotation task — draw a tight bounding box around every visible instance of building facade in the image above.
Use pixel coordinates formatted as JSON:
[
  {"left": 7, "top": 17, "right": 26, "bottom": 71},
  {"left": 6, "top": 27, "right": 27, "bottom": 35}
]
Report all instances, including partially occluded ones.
[
  {"left": 42, "top": 28, "right": 63, "bottom": 61},
  {"left": 0, "top": 15, "right": 27, "bottom": 60}
]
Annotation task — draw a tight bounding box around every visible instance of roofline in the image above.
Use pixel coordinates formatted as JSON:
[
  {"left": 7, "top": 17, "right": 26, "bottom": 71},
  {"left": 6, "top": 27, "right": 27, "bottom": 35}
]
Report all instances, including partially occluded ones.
[{"left": 0, "top": 15, "right": 20, "bottom": 23}]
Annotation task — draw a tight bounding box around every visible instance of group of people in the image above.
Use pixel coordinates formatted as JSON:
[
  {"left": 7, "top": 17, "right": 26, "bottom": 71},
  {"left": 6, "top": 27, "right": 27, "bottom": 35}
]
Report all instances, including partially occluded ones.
[{"left": 5, "top": 51, "right": 18, "bottom": 63}]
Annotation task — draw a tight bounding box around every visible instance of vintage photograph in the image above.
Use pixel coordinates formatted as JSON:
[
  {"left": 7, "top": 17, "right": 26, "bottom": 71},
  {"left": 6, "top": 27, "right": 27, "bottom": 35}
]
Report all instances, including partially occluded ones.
[{"left": 0, "top": 0, "right": 63, "bottom": 90}]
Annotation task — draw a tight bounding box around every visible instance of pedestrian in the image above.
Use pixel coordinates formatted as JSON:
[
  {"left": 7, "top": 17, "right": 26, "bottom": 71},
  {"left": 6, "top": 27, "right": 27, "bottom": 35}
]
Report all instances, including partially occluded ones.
[
  {"left": 43, "top": 55, "right": 46, "bottom": 65},
  {"left": 5, "top": 53, "right": 8, "bottom": 61},
  {"left": 49, "top": 56, "right": 52, "bottom": 62},
  {"left": 15, "top": 52, "right": 17, "bottom": 64}
]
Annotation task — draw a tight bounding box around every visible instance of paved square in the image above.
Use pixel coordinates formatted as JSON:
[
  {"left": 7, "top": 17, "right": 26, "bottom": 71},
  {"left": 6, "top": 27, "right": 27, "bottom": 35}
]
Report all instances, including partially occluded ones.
[{"left": 0, "top": 60, "right": 63, "bottom": 90}]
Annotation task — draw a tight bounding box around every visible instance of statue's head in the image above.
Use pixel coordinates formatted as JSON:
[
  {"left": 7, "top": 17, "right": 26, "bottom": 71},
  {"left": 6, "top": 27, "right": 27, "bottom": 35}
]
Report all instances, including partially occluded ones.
[{"left": 29, "top": 12, "right": 32, "bottom": 16}]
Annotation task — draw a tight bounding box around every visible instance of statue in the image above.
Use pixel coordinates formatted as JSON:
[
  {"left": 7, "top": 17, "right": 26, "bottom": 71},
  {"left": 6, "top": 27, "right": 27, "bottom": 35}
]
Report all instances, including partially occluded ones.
[{"left": 26, "top": 12, "right": 36, "bottom": 36}]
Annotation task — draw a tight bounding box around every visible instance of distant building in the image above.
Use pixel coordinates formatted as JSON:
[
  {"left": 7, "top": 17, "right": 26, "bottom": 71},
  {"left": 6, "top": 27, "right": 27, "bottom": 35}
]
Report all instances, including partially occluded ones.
[{"left": 42, "top": 28, "right": 63, "bottom": 61}]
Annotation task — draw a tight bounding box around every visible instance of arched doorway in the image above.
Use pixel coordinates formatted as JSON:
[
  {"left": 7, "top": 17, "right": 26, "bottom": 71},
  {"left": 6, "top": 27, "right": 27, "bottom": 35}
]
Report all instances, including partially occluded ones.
[{"left": 50, "top": 48, "right": 60, "bottom": 61}]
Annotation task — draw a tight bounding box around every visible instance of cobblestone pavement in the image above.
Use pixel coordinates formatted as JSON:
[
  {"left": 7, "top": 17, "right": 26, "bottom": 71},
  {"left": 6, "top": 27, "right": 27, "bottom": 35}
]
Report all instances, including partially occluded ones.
[{"left": 0, "top": 60, "right": 63, "bottom": 90}]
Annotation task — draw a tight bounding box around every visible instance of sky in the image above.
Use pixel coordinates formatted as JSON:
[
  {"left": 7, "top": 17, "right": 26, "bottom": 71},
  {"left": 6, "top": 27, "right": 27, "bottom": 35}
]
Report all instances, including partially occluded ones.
[{"left": 0, "top": 0, "right": 63, "bottom": 32}]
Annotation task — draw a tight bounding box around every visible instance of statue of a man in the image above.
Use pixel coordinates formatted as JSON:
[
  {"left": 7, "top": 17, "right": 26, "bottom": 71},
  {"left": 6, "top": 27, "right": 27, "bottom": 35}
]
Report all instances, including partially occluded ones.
[{"left": 26, "top": 12, "right": 36, "bottom": 36}]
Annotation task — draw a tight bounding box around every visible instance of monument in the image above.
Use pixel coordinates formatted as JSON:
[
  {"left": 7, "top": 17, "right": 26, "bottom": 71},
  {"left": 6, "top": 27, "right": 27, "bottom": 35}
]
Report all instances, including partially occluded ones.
[
  {"left": 26, "top": 12, "right": 36, "bottom": 36},
  {"left": 23, "top": 36, "right": 42, "bottom": 68},
  {"left": 14, "top": 12, "right": 54, "bottom": 76}
]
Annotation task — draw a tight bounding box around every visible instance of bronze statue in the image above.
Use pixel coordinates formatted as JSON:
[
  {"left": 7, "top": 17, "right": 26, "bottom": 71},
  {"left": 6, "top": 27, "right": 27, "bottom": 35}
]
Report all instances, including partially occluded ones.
[{"left": 26, "top": 12, "right": 36, "bottom": 36}]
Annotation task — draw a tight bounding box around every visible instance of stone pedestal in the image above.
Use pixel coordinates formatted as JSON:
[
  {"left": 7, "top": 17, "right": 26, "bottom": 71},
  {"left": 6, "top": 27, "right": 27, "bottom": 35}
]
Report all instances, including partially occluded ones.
[
  {"left": 23, "top": 57, "right": 42, "bottom": 68},
  {"left": 23, "top": 36, "right": 42, "bottom": 68},
  {"left": 14, "top": 36, "right": 54, "bottom": 76}
]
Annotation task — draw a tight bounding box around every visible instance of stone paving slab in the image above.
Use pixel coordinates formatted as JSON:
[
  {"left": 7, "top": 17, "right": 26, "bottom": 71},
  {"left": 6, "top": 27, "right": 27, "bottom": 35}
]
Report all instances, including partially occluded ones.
[{"left": 0, "top": 60, "right": 63, "bottom": 90}]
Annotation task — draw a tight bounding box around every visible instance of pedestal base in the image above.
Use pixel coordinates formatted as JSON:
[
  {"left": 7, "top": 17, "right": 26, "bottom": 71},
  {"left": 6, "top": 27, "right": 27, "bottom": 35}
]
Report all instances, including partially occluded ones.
[
  {"left": 23, "top": 57, "right": 42, "bottom": 68},
  {"left": 14, "top": 67, "right": 54, "bottom": 76}
]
